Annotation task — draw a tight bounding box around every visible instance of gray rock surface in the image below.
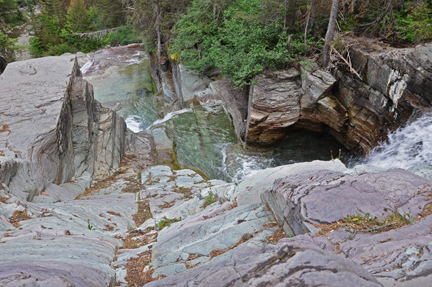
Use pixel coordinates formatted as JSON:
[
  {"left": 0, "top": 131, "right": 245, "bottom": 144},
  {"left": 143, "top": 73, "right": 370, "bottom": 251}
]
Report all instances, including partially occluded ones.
[
  {"left": 214, "top": 159, "right": 347, "bottom": 206},
  {"left": 0, "top": 54, "right": 155, "bottom": 286},
  {"left": 0, "top": 55, "right": 134, "bottom": 202},
  {"left": 145, "top": 234, "right": 382, "bottom": 287},
  {"left": 263, "top": 168, "right": 432, "bottom": 236}
]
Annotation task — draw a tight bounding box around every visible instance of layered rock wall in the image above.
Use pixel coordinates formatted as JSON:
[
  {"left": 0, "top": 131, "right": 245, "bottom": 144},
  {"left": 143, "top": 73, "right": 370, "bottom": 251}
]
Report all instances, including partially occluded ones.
[{"left": 246, "top": 42, "right": 432, "bottom": 152}]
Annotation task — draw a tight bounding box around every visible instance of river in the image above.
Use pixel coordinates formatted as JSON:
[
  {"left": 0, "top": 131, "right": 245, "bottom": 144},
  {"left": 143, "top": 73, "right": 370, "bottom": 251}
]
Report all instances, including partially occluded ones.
[{"left": 81, "top": 46, "right": 361, "bottom": 182}]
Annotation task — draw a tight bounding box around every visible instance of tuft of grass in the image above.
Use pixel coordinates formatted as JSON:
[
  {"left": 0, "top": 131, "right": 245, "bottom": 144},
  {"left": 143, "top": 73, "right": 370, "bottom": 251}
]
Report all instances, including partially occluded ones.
[
  {"left": 155, "top": 218, "right": 181, "bottom": 230},
  {"left": 316, "top": 210, "right": 420, "bottom": 237},
  {"left": 203, "top": 193, "right": 216, "bottom": 208}
]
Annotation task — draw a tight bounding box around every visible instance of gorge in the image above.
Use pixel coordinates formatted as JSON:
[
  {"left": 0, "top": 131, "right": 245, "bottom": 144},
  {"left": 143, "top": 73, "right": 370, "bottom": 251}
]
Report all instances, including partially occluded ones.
[{"left": 0, "top": 38, "right": 432, "bottom": 287}]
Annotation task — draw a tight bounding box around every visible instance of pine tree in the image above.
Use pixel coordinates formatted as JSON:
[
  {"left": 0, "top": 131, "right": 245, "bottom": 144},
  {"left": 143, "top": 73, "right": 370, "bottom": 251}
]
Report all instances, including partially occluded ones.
[{"left": 65, "top": 0, "right": 94, "bottom": 33}]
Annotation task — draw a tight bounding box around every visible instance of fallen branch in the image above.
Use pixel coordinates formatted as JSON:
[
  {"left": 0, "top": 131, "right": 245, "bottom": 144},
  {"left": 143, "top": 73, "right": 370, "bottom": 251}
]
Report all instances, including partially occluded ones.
[
  {"left": 74, "top": 27, "right": 120, "bottom": 40},
  {"left": 331, "top": 46, "right": 363, "bottom": 81}
]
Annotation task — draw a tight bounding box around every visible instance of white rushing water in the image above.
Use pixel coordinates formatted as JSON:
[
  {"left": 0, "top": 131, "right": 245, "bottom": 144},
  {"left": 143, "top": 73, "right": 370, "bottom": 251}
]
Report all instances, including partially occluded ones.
[
  {"left": 125, "top": 116, "right": 142, "bottom": 133},
  {"left": 146, "top": 109, "right": 192, "bottom": 130},
  {"left": 365, "top": 114, "right": 432, "bottom": 169},
  {"left": 217, "top": 144, "right": 275, "bottom": 183},
  {"left": 80, "top": 59, "right": 94, "bottom": 75}
]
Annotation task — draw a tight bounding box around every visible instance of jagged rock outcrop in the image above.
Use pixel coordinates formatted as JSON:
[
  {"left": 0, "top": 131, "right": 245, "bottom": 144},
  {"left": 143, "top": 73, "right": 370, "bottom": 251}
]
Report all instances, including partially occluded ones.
[
  {"left": 246, "top": 41, "right": 432, "bottom": 153},
  {"left": 0, "top": 55, "right": 150, "bottom": 201},
  {"left": 263, "top": 168, "right": 432, "bottom": 235}
]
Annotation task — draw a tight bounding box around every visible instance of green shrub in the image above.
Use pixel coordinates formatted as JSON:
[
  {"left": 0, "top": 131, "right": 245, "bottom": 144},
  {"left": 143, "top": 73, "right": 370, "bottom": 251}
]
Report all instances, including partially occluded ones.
[
  {"left": 172, "top": 0, "right": 308, "bottom": 87},
  {"left": 396, "top": 2, "right": 432, "bottom": 42},
  {"left": 104, "top": 25, "right": 141, "bottom": 47},
  {"left": 29, "top": 37, "right": 45, "bottom": 57},
  {"left": 45, "top": 43, "right": 77, "bottom": 56},
  {"left": 203, "top": 193, "right": 216, "bottom": 208}
]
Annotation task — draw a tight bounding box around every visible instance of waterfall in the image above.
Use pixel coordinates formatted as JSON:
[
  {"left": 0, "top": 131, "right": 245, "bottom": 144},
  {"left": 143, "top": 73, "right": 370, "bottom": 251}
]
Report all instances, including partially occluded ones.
[{"left": 365, "top": 114, "right": 432, "bottom": 169}]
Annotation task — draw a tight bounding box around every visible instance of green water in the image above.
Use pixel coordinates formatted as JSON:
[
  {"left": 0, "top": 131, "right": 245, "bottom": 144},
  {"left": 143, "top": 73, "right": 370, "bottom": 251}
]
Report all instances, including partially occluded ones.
[
  {"left": 85, "top": 60, "right": 160, "bottom": 131},
  {"left": 164, "top": 107, "right": 238, "bottom": 181}
]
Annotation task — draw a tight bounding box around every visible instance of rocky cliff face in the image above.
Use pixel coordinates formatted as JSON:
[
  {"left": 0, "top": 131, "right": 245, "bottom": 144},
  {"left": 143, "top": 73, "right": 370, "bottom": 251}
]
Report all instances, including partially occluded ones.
[
  {"left": 0, "top": 55, "right": 153, "bottom": 201},
  {"left": 246, "top": 41, "right": 432, "bottom": 153}
]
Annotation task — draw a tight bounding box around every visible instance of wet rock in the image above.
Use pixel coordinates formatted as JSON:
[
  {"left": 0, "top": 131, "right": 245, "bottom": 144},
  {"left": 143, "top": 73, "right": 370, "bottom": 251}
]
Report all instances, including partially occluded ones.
[
  {"left": 407, "top": 165, "right": 432, "bottom": 180},
  {"left": 210, "top": 80, "right": 249, "bottom": 144},
  {"left": 244, "top": 42, "right": 432, "bottom": 153}
]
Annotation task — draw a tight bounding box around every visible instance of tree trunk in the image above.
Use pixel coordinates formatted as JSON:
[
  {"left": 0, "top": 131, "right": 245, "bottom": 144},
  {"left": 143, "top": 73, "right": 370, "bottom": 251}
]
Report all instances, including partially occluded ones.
[
  {"left": 304, "top": 0, "right": 315, "bottom": 44},
  {"left": 154, "top": 0, "right": 162, "bottom": 60},
  {"left": 322, "top": 0, "right": 339, "bottom": 68}
]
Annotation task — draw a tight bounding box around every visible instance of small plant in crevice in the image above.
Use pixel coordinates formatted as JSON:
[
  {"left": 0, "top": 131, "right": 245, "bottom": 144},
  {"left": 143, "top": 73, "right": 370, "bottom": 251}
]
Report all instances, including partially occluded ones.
[
  {"left": 203, "top": 193, "right": 216, "bottom": 208},
  {"left": 87, "top": 219, "right": 95, "bottom": 230},
  {"left": 330, "top": 149, "right": 342, "bottom": 160},
  {"left": 316, "top": 209, "right": 420, "bottom": 237},
  {"left": 155, "top": 218, "right": 181, "bottom": 230}
]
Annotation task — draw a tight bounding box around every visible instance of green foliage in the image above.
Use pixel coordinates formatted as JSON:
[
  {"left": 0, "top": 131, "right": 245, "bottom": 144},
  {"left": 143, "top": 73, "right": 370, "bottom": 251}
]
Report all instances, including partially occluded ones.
[
  {"left": 203, "top": 192, "right": 216, "bottom": 208},
  {"left": 65, "top": 0, "right": 94, "bottom": 33},
  {"left": 286, "top": 234, "right": 294, "bottom": 238},
  {"left": 87, "top": 219, "right": 95, "bottom": 230},
  {"left": 395, "top": 2, "right": 432, "bottom": 43},
  {"left": 29, "top": 37, "right": 44, "bottom": 57},
  {"left": 28, "top": 0, "right": 129, "bottom": 57},
  {"left": 156, "top": 218, "right": 181, "bottom": 230},
  {"left": 45, "top": 43, "right": 77, "bottom": 56},
  {"left": 0, "top": 30, "right": 17, "bottom": 62},
  {"left": 172, "top": 0, "right": 308, "bottom": 87},
  {"left": 0, "top": 0, "right": 24, "bottom": 27},
  {"left": 103, "top": 25, "right": 140, "bottom": 46}
]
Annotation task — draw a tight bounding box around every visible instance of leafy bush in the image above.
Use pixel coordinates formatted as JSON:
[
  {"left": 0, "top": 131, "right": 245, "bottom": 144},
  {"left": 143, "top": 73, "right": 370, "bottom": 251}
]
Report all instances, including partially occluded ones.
[
  {"left": 203, "top": 193, "right": 216, "bottom": 208},
  {"left": 395, "top": 2, "right": 432, "bottom": 43},
  {"left": 0, "top": 31, "right": 17, "bottom": 63},
  {"left": 45, "top": 43, "right": 77, "bottom": 56},
  {"left": 29, "top": 37, "right": 45, "bottom": 57},
  {"left": 172, "top": 0, "right": 308, "bottom": 87},
  {"left": 104, "top": 25, "right": 141, "bottom": 46}
]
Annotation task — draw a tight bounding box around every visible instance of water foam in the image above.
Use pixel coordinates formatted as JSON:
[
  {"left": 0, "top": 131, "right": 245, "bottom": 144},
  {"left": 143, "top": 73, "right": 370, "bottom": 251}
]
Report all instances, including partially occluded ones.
[
  {"left": 147, "top": 109, "right": 192, "bottom": 130},
  {"left": 365, "top": 114, "right": 432, "bottom": 169},
  {"left": 80, "top": 59, "right": 94, "bottom": 75},
  {"left": 125, "top": 116, "right": 142, "bottom": 133},
  {"left": 217, "top": 144, "right": 274, "bottom": 183}
]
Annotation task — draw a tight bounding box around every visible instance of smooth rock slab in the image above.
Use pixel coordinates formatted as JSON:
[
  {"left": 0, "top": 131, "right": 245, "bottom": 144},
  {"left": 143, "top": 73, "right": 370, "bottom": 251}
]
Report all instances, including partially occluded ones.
[
  {"left": 150, "top": 203, "right": 274, "bottom": 277},
  {"left": 0, "top": 261, "right": 113, "bottom": 287},
  {"left": 230, "top": 159, "right": 347, "bottom": 206},
  {"left": 145, "top": 234, "right": 382, "bottom": 287},
  {"left": 263, "top": 168, "right": 432, "bottom": 235}
]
